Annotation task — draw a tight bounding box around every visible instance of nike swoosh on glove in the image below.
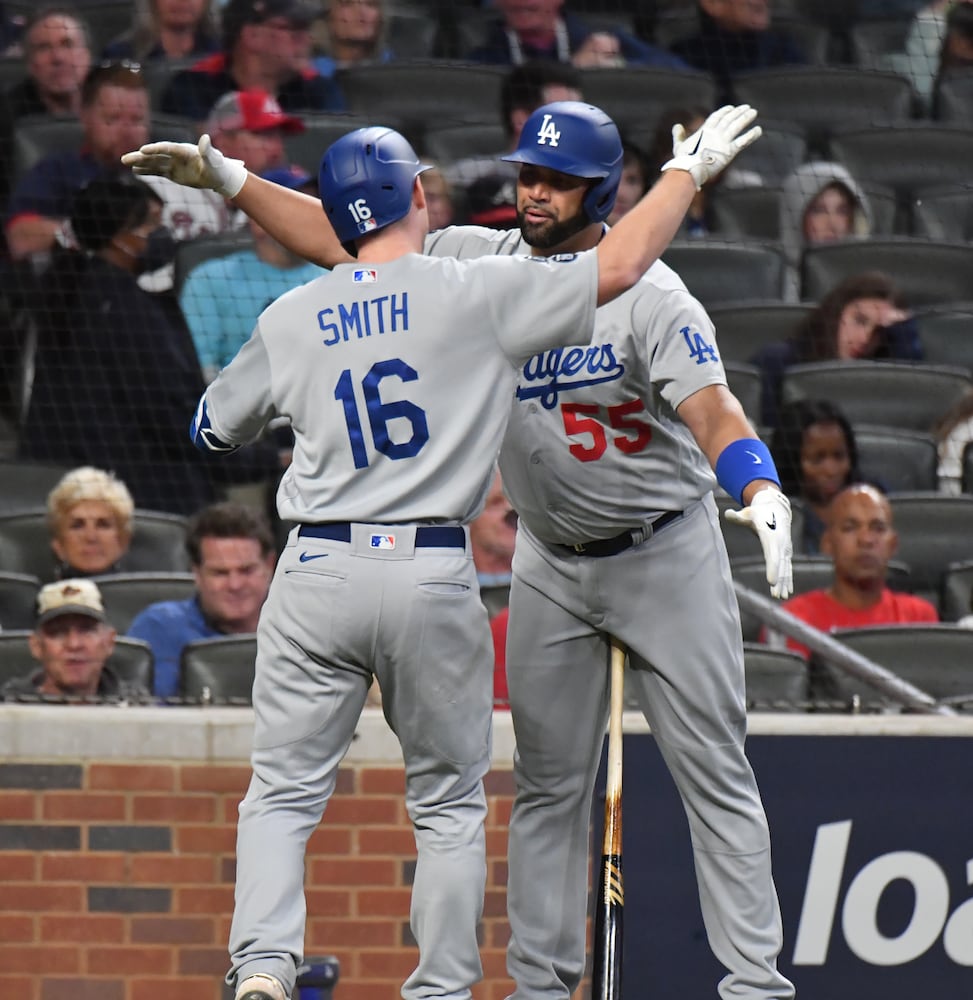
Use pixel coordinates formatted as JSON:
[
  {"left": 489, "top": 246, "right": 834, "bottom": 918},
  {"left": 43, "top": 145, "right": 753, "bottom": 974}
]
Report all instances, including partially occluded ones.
[
  {"left": 724, "top": 488, "right": 793, "bottom": 599},
  {"left": 662, "top": 104, "right": 762, "bottom": 190},
  {"left": 121, "top": 134, "right": 248, "bottom": 198}
]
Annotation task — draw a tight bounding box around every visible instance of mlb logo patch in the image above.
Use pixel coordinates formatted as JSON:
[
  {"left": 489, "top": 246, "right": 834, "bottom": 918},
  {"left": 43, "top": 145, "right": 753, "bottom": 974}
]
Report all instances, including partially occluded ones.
[
  {"left": 353, "top": 268, "right": 377, "bottom": 283},
  {"left": 357, "top": 218, "right": 378, "bottom": 235},
  {"left": 370, "top": 533, "right": 396, "bottom": 550}
]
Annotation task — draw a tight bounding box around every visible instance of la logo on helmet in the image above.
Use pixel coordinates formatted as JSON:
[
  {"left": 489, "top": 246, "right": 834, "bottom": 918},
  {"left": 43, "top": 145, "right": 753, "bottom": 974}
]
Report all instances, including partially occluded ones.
[{"left": 536, "top": 114, "right": 561, "bottom": 147}]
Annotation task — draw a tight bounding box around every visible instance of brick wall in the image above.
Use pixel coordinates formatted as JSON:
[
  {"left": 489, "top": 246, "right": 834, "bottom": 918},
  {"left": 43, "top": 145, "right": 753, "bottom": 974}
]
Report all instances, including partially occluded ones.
[{"left": 0, "top": 718, "right": 519, "bottom": 1000}]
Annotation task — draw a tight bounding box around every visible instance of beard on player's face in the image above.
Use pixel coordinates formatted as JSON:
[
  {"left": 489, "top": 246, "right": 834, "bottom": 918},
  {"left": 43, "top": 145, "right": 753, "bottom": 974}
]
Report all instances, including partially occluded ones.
[{"left": 517, "top": 201, "right": 591, "bottom": 250}]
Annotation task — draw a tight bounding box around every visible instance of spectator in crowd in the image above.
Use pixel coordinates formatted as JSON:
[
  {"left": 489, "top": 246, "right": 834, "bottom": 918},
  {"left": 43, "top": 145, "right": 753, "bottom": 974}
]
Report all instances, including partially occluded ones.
[
  {"left": 419, "top": 164, "right": 456, "bottom": 232},
  {"left": 309, "top": 0, "right": 392, "bottom": 81},
  {"left": 47, "top": 466, "right": 135, "bottom": 579},
  {"left": 669, "top": 0, "right": 806, "bottom": 103},
  {"left": 0, "top": 578, "right": 141, "bottom": 701},
  {"left": 467, "top": 0, "right": 690, "bottom": 69},
  {"left": 205, "top": 88, "right": 302, "bottom": 180},
  {"left": 933, "top": 387, "right": 973, "bottom": 495},
  {"left": 5, "top": 60, "right": 230, "bottom": 270},
  {"left": 767, "top": 483, "right": 938, "bottom": 661},
  {"left": 888, "top": 0, "right": 955, "bottom": 108},
  {"left": 179, "top": 164, "right": 324, "bottom": 382},
  {"left": 932, "top": 0, "right": 973, "bottom": 115},
  {"left": 779, "top": 161, "right": 873, "bottom": 301},
  {"left": 750, "top": 270, "right": 922, "bottom": 430},
  {"left": 0, "top": 2, "right": 23, "bottom": 57},
  {"left": 606, "top": 137, "right": 651, "bottom": 228},
  {"left": 102, "top": 0, "right": 221, "bottom": 63},
  {"left": 770, "top": 398, "right": 863, "bottom": 555},
  {"left": 470, "top": 469, "right": 517, "bottom": 619},
  {"left": 127, "top": 501, "right": 276, "bottom": 698},
  {"left": 443, "top": 60, "right": 582, "bottom": 196},
  {"left": 160, "top": 0, "right": 343, "bottom": 122}
]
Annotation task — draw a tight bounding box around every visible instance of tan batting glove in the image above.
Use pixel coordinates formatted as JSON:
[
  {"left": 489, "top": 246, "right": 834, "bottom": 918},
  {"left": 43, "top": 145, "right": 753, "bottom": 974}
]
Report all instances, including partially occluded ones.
[
  {"left": 662, "top": 104, "right": 762, "bottom": 190},
  {"left": 121, "top": 133, "right": 248, "bottom": 199},
  {"left": 725, "top": 488, "right": 793, "bottom": 599}
]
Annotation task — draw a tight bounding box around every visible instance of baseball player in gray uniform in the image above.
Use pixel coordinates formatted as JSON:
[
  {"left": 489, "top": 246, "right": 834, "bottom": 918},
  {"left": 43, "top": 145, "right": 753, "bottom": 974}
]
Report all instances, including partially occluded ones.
[{"left": 154, "top": 109, "right": 764, "bottom": 1000}]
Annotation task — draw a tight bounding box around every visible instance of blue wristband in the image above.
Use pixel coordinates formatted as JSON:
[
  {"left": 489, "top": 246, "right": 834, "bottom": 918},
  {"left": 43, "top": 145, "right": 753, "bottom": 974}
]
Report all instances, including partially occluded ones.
[{"left": 715, "top": 438, "right": 780, "bottom": 506}]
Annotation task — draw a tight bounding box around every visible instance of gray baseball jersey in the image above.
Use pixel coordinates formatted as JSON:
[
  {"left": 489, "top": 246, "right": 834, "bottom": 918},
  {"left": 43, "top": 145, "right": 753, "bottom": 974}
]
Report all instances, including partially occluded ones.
[
  {"left": 199, "top": 251, "right": 597, "bottom": 524},
  {"left": 423, "top": 224, "right": 795, "bottom": 1000}
]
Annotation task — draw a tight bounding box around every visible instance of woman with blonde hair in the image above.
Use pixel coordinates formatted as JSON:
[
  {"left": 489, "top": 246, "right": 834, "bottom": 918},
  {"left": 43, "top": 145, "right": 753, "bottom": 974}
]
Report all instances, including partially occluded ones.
[
  {"left": 101, "top": 0, "right": 220, "bottom": 63},
  {"left": 46, "top": 467, "right": 135, "bottom": 579},
  {"left": 310, "top": 0, "right": 393, "bottom": 80}
]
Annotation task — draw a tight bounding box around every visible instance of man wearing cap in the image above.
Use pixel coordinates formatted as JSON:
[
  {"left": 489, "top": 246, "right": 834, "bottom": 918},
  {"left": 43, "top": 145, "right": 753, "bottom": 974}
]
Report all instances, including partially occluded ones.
[
  {"left": 0, "top": 579, "right": 136, "bottom": 700},
  {"left": 206, "top": 88, "right": 303, "bottom": 180},
  {"left": 161, "top": 0, "right": 344, "bottom": 122}
]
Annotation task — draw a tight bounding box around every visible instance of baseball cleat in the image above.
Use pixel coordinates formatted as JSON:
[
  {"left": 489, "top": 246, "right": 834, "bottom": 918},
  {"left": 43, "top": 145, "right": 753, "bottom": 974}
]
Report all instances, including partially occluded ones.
[{"left": 235, "top": 973, "right": 287, "bottom": 1000}]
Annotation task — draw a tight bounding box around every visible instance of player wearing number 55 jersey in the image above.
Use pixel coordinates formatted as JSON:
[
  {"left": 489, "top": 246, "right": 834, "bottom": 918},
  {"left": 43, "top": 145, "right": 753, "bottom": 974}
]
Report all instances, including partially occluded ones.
[{"left": 172, "top": 110, "right": 763, "bottom": 1000}]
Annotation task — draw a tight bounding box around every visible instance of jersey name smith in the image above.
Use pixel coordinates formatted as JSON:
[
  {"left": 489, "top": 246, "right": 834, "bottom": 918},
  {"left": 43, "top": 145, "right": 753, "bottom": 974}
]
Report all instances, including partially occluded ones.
[
  {"left": 318, "top": 292, "right": 410, "bottom": 347},
  {"left": 516, "top": 343, "right": 625, "bottom": 409}
]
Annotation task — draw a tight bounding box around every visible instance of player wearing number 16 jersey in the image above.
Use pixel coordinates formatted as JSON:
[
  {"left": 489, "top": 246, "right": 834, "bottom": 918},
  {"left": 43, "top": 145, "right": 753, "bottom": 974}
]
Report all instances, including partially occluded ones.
[{"left": 178, "top": 113, "right": 761, "bottom": 1000}]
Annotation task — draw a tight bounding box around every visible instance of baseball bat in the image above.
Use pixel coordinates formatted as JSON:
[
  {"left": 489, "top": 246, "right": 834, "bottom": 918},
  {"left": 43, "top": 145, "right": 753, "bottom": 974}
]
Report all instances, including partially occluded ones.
[{"left": 592, "top": 638, "right": 626, "bottom": 1000}]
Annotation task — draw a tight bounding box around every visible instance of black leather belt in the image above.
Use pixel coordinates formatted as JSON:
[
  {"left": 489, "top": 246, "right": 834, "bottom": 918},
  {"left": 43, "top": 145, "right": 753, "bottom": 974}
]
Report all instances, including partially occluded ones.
[
  {"left": 298, "top": 523, "right": 466, "bottom": 548},
  {"left": 557, "top": 510, "right": 683, "bottom": 558}
]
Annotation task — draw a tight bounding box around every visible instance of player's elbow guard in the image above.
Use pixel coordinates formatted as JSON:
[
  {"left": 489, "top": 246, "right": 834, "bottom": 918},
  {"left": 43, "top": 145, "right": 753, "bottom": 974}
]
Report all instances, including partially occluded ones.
[{"left": 190, "top": 397, "right": 239, "bottom": 454}]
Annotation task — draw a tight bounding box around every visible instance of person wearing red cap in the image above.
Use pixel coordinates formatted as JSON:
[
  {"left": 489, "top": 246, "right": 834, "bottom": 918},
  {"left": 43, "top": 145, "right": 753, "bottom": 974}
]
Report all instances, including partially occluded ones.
[
  {"left": 161, "top": 0, "right": 344, "bottom": 121},
  {"left": 205, "top": 88, "right": 304, "bottom": 179}
]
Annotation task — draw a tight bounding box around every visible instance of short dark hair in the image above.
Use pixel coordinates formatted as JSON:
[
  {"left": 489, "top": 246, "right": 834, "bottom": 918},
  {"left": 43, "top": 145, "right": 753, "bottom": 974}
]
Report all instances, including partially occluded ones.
[
  {"left": 24, "top": 4, "right": 92, "bottom": 49},
  {"left": 185, "top": 502, "right": 276, "bottom": 566},
  {"left": 70, "top": 177, "right": 161, "bottom": 251},
  {"left": 81, "top": 60, "right": 145, "bottom": 107},
  {"left": 500, "top": 60, "right": 582, "bottom": 138}
]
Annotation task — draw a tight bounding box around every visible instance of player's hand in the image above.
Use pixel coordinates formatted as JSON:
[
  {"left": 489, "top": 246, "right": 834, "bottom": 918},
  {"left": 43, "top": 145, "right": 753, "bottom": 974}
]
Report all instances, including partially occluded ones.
[
  {"left": 121, "top": 134, "right": 248, "bottom": 198},
  {"left": 724, "top": 488, "right": 793, "bottom": 599},
  {"left": 661, "top": 104, "right": 762, "bottom": 190}
]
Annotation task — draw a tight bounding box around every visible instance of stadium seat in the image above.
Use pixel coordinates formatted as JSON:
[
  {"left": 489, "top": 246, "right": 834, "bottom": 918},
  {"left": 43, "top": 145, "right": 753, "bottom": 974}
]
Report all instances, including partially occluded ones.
[
  {"left": 723, "top": 362, "right": 762, "bottom": 426},
  {"left": 780, "top": 361, "right": 972, "bottom": 432},
  {"left": 12, "top": 115, "right": 83, "bottom": 181},
  {"left": 660, "top": 241, "right": 787, "bottom": 308},
  {"left": 90, "top": 572, "right": 197, "bottom": 633},
  {"left": 172, "top": 230, "right": 255, "bottom": 297},
  {"left": 726, "top": 123, "right": 808, "bottom": 189},
  {"left": 934, "top": 69, "right": 973, "bottom": 123},
  {"left": 0, "top": 571, "right": 42, "bottom": 631},
  {"left": 420, "top": 121, "right": 507, "bottom": 166},
  {"left": 284, "top": 114, "right": 400, "bottom": 175},
  {"left": 940, "top": 559, "right": 973, "bottom": 622},
  {"left": 0, "top": 459, "right": 73, "bottom": 513},
  {"left": 577, "top": 67, "right": 717, "bottom": 135},
  {"left": 813, "top": 624, "right": 973, "bottom": 708},
  {"left": 709, "top": 301, "right": 814, "bottom": 363},
  {"left": 742, "top": 643, "right": 809, "bottom": 709},
  {"left": 717, "top": 494, "right": 805, "bottom": 563},
  {"left": 964, "top": 442, "right": 973, "bottom": 496},
  {"left": 142, "top": 57, "right": 197, "bottom": 112},
  {"left": 386, "top": 9, "right": 441, "bottom": 59},
  {"left": 732, "top": 67, "right": 917, "bottom": 156},
  {"left": 888, "top": 493, "right": 973, "bottom": 605},
  {"left": 854, "top": 426, "right": 939, "bottom": 493},
  {"left": 0, "top": 631, "right": 154, "bottom": 699},
  {"left": 800, "top": 238, "right": 973, "bottom": 308},
  {"left": 0, "top": 56, "right": 25, "bottom": 93},
  {"left": 78, "top": 2, "right": 136, "bottom": 57},
  {"left": 180, "top": 634, "right": 257, "bottom": 704},
  {"left": 0, "top": 508, "right": 190, "bottom": 582},
  {"left": 911, "top": 184, "right": 973, "bottom": 243},
  {"left": 848, "top": 17, "right": 914, "bottom": 70},
  {"left": 913, "top": 303, "right": 973, "bottom": 374}
]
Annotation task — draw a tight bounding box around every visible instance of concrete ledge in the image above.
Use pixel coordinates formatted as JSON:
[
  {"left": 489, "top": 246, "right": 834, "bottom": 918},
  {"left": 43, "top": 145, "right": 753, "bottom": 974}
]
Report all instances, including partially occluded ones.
[{"left": 2, "top": 705, "right": 972, "bottom": 764}]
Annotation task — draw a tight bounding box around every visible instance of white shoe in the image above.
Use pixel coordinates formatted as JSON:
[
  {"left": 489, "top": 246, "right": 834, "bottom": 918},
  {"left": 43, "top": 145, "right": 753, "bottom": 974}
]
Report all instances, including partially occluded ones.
[{"left": 235, "top": 973, "right": 288, "bottom": 1000}]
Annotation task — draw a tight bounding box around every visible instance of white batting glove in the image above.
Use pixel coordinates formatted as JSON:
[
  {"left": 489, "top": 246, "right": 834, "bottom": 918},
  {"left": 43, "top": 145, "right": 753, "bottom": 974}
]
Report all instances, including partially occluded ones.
[
  {"left": 120, "top": 133, "right": 248, "bottom": 199},
  {"left": 724, "top": 488, "right": 793, "bottom": 599},
  {"left": 662, "top": 104, "right": 762, "bottom": 190}
]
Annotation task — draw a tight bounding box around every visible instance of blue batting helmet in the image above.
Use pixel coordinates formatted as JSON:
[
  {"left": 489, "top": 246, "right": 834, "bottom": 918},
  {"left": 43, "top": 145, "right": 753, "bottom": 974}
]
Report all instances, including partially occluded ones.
[
  {"left": 501, "top": 101, "right": 623, "bottom": 224},
  {"left": 318, "top": 127, "right": 432, "bottom": 246}
]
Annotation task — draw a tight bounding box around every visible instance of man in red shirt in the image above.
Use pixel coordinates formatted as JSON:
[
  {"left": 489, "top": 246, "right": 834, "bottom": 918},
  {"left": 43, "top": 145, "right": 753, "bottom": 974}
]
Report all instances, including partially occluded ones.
[{"left": 774, "top": 482, "right": 938, "bottom": 659}]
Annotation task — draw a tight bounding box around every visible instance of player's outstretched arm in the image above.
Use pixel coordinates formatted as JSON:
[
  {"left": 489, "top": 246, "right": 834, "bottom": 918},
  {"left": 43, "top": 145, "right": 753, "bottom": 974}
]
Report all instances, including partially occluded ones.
[
  {"left": 679, "top": 384, "right": 793, "bottom": 599},
  {"left": 121, "top": 135, "right": 354, "bottom": 268},
  {"left": 594, "top": 104, "right": 761, "bottom": 306}
]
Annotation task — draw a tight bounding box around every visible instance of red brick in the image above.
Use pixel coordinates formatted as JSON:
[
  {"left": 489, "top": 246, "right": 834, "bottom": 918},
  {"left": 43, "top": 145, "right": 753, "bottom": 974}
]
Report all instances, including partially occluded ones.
[
  {"left": 41, "top": 793, "right": 127, "bottom": 822},
  {"left": 42, "top": 980, "right": 123, "bottom": 1000},
  {"left": 307, "top": 917, "right": 398, "bottom": 948},
  {"left": 130, "top": 977, "right": 215, "bottom": 1000},
  {"left": 222, "top": 797, "right": 243, "bottom": 823},
  {"left": 340, "top": 983, "right": 404, "bottom": 1000},
  {"left": 355, "top": 889, "right": 411, "bottom": 916},
  {"left": 482, "top": 889, "right": 507, "bottom": 919},
  {"left": 483, "top": 770, "right": 515, "bottom": 796},
  {"left": 308, "top": 858, "right": 397, "bottom": 886},
  {"left": 88, "top": 764, "right": 175, "bottom": 792},
  {"left": 130, "top": 855, "right": 215, "bottom": 884},
  {"left": 179, "top": 765, "right": 250, "bottom": 793},
  {"left": 0, "top": 976, "right": 36, "bottom": 1000},
  {"left": 173, "top": 886, "right": 235, "bottom": 915},
  {"left": 87, "top": 946, "right": 172, "bottom": 975},
  {"left": 489, "top": 797, "right": 514, "bottom": 826},
  {"left": 488, "top": 921, "right": 512, "bottom": 948},
  {"left": 304, "top": 888, "right": 353, "bottom": 917},
  {"left": 358, "top": 768, "right": 405, "bottom": 794},
  {"left": 131, "top": 916, "right": 215, "bottom": 944},
  {"left": 176, "top": 824, "right": 237, "bottom": 854},
  {"left": 0, "top": 914, "right": 35, "bottom": 942},
  {"left": 357, "top": 948, "right": 418, "bottom": 977},
  {"left": 326, "top": 798, "right": 399, "bottom": 825},
  {"left": 0, "top": 885, "right": 83, "bottom": 912},
  {"left": 0, "top": 791, "right": 36, "bottom": 820},
  {"left": 0, "top": 944, "right": 79, "bottom": 973},
  {"left": 485, "top": 829, "right": 508, "bottom": 856},
  {"left": 305, "top": 824, "right": 353, "bottom": 855},
  {"left": 357, "top": 828, "right": 416, "bottom": 855},
  {"left": 41, "top": 914, "right": 125, "bottom": 944},
  {"left": 41, "top": 853, "right": 126, "bottom": 882},
  {"left": 133, "top": 794, "right": 216, "bottom": 822},
  {"left": 177, "top": 947, "right": 227, "bottom": 975},
  {"left": 0, "top": 853, "right": 36, "bottom": 879}
]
